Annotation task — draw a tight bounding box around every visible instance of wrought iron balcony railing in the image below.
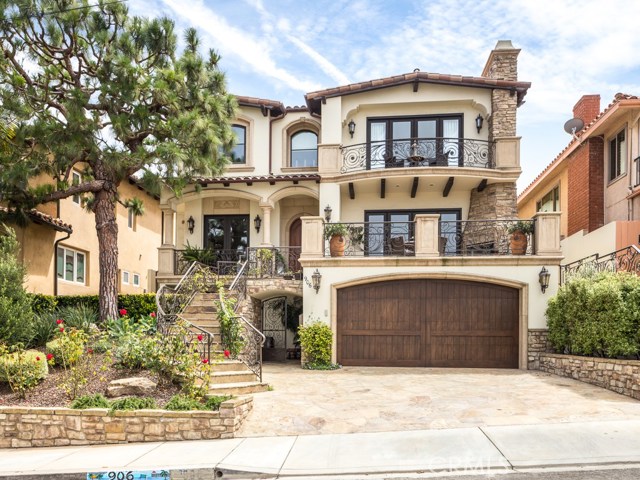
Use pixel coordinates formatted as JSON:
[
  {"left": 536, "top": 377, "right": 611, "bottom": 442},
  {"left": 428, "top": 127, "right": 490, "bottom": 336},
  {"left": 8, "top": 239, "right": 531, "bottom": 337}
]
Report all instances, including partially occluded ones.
[
  {"left": 560, "top": 245, "right": 640, "bottom": 284},
  {"left": 341, "top": 137, "right": 494, "bottom": 174},
  {"left": 322, "top": 219, "right": 535, "bottom": 257},
  {"left": 439, "top": 219, "right": 535, "bottom": 256}
]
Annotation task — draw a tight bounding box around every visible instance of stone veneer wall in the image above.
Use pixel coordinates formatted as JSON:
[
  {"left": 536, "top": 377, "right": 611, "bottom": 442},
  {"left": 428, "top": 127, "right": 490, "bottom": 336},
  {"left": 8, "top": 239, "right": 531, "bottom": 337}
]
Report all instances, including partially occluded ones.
[
  {"left": 467, "top": 183, "right": 518, "bottom": 221},
  {"left": 527, "top": 329, "right": 550, "bottom": 370},
  {"left": 538, "top": 353, "right": 640, "bottom": 401},
  {"left": 0, "top": 396, "right": 252, "bottom": 448},
  {"left": 239, "top": 278, "right": 303, "bottom": 329}
]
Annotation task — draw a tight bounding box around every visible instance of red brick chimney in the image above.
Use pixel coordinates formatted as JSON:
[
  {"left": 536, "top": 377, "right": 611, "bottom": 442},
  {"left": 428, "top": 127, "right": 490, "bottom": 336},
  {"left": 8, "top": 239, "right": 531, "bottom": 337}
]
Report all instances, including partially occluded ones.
[{"left": 572, "top": 95, "right": 600, "bottom": 130}]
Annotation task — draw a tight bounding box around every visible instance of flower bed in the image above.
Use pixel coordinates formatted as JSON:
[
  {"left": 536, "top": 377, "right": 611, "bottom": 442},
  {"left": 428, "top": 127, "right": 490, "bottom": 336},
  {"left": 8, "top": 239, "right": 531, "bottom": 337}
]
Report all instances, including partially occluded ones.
[
  {"left": 539, "top": 353, "right": 640, "bottom": 400},
  {"left": 0, "top": 396, "right": 252, "bottom": 448}
]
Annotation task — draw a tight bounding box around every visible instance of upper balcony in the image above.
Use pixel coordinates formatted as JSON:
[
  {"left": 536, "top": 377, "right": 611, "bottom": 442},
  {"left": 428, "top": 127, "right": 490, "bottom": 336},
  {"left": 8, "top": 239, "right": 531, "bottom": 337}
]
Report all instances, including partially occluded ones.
[{"left": 341, "top": 137, "right": 494, "bottom": 174}]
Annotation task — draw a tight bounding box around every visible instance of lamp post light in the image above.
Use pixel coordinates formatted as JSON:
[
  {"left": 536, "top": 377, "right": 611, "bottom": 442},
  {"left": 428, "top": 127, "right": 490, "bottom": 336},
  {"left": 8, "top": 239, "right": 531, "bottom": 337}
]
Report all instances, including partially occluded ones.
[
  {"left": 475, "top": 114, "right": 484, "bottom": 134},
  {"left": 539, "top": 266, "right": 551, "bottom": 294},
  {"left": 348, "top": 119, "right": 356, "bottom": 138},
  {"left": 311, "top": 269, "right": 321, "bottom": 293}
]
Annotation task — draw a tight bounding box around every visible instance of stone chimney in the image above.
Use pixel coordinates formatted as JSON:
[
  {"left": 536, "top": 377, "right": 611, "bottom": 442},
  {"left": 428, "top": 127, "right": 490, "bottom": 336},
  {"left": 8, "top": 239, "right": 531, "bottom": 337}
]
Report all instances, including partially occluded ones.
[
  {"left": 572, "top": 95, "right": 601, "bottom": 128},
  {"left": 482, "top": 40, "right": 521, "bottom": 81}
]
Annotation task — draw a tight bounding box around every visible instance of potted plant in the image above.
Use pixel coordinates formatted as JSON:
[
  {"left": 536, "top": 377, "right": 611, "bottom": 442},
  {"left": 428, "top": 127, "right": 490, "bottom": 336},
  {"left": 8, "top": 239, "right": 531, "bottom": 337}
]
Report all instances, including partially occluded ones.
[
  {"left": 324, "top": 223, "right": 349, "bottom": 257},
  {"left": 507, "top": 220, "right": 534, "bottom": 255},
  {"left": 347, "top": 225, "right": 364, "bottom": 251}
]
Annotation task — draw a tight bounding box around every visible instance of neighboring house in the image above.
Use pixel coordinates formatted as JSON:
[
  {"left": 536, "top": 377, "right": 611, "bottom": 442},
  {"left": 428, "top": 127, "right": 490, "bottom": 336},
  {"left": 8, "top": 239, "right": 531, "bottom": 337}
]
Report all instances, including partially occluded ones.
[
  {"left": 158, "top": 40, "right": 562, "bottom": 370},
  {"left": 3, "top": 177, "right": 161, "bottom": 295},
  {"left": 518, "top": 94, "right": 640, "bottom": 264}
]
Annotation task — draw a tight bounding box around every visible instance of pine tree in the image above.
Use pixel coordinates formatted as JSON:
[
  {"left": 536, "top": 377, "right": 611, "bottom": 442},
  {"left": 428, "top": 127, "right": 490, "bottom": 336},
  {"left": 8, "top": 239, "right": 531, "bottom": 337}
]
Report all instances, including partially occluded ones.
[{"left": 0, "top": 1, "right": 236, "bottom": 321}]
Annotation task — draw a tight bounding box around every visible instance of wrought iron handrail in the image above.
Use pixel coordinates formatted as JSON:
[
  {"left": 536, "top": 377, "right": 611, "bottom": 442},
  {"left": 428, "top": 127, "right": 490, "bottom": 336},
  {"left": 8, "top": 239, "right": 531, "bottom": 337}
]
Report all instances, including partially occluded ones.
[
  {"left": 246, "top": 246, "right": 302, "bottom": 278},
  {"left": 561, "top": 244, "right": 640, "bottom": 284},
  {"left": 174, "top": 249, "right": 245, "bottom": 275},
  {"left": 341, "top": 137, "right": 495, "bottom": 173},
  {"left": 439, "top": 219, "right": 536, "bottom": 256}
]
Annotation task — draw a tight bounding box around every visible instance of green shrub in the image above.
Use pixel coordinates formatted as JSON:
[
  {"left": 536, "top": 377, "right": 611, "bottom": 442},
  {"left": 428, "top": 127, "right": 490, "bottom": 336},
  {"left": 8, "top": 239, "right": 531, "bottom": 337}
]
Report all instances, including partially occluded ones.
[
  {"left": 114, "top": 333, "right": 156, "bottom": 369},
  {"left": 88, "top": 336, "right": 114, "bottom": 354},
  {"left": 298, "top": 320, "right": 333, "bottom": 367},
  {"left": 216, "top": 284, "right": 243, "bottom": 357},
  {"left": 29, "top": 311, "right": 59, "bottom": 347},
  {"left": 70, "top": 394, "right": 111, "bottom": 409},
  {"left": 203, "top": 395, "right": 232, "bottom": 411},
  {"left": 0, "top": 346, "right": 48, "bottom": 398},
  {"left": 106, "top": 315, "right": 156, "bottom": 340},
  {"left": 109, "top": 396, "right": 157, "bottom": 411},
  {"left": 164, "top": 394, "right": 204, "bottom": 411},
  {"left": 56, "top": 304, "right": 98, "bottom": 333},
  {"left": 546, "top": 272, "right": 640, "bottom": 358},
  {"left": 29, "top": 294, "right": 157, "bottom": 320},
  {"left": 0, "top": 228, "right": 33, "bottom": 344},
  {"left": 46, "top": 328, "right": 87, "bottom": 367}
]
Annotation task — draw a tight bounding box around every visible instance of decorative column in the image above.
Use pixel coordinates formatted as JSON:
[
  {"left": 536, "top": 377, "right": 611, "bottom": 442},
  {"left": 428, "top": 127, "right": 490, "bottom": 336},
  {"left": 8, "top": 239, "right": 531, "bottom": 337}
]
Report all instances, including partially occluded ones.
[
  {"left": 260, "top": 205, "right": 273, "bottom": 246},
  {"left": 158, "top": 209, "right": 176, "bottom": 276}
]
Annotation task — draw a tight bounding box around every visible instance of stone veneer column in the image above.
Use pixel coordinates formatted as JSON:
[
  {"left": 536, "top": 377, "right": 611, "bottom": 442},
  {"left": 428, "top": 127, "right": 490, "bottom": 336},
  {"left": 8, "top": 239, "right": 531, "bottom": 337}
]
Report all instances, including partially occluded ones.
[{"left": 467, "top": 183, "right": 518, "bottom": 221}]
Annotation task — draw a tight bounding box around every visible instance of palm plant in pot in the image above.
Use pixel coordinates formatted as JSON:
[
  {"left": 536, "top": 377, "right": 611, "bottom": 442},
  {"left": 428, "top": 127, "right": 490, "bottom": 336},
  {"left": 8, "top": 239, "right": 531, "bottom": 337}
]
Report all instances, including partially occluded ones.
[
  {"left": 507, "top": 220, "right": 534, "bottom": 255},
  {"left": 324, "top": 223, "right": 349, "bottom": 257}
]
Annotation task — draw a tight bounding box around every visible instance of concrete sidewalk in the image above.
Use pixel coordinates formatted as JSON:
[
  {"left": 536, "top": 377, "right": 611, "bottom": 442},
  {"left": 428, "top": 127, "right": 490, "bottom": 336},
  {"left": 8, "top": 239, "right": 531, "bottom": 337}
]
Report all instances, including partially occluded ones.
[{"left": 2, "top": 420, "right": 640, "bottom": 479}]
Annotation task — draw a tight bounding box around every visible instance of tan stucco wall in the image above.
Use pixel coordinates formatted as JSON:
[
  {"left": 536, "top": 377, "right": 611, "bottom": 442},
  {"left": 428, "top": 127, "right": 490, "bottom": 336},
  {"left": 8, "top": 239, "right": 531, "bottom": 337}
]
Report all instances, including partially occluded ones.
[
  {"left": 518, "top": 167, "right": 569, "bottom": 239},
  {"left": 15, "top": 223, "right": 57, "bottom": 295}
]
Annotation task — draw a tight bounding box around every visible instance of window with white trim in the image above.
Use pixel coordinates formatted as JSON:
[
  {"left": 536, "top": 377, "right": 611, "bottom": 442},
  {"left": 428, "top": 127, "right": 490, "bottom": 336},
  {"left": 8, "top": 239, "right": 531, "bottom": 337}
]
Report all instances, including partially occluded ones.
[
  {"left": 56, "top": 247, "right": 86, "bottom": 284},
  {"left": 122, "top": 271, "right": 130, "bottom": 285},
  {"left": 127, "top": 208, "right": 135, "bottom": 229},
  {"left": 133, "top": 273, "right": 140, "bottom": 287},
  {"left": 609, "top": 129, "right": 627, "bottom": 181},
  {"left": 72, "top": 171, "right": 81, "bottom": 205},
  {"left": 290, "top": 130, "right": 318, "bottom": 167}
]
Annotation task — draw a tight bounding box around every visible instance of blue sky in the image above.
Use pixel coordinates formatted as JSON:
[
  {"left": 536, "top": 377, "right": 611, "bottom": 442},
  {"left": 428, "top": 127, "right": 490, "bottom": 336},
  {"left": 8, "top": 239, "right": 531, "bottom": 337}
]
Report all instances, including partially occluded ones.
[{"left": 129, "top": 0, "right": 640, "bottom": 192}]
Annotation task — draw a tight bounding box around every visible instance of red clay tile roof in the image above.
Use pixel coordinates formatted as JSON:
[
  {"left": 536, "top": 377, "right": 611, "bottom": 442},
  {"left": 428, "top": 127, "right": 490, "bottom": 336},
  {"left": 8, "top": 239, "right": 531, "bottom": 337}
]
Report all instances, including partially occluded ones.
[
  {"left": 235, "top": 96, "right": 286, "bottom": 116},
  {"left": 195, "top": 174, "right": 321, "bottom": 185},
  {"left": 305, "top": 71, "right": 531, "bottom": 114},
  {"left": 518, "top": 93, "right": 640, "bottom": 201},
  {"left": 0, "top": 206, "right": 73, "bottom": 233}
]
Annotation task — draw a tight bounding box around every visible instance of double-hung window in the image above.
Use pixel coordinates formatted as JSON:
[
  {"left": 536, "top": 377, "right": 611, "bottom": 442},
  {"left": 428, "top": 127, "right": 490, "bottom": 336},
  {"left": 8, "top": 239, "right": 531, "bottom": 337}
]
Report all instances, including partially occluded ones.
[
  {"left": 609, "top": 129, "right": 627, "bottom": 181},
  {"left": 56, "top": 247, "right": 86, "bottom": 284},
  {"left": 231, "top": 125, "right": 246, "bottom": 164}
]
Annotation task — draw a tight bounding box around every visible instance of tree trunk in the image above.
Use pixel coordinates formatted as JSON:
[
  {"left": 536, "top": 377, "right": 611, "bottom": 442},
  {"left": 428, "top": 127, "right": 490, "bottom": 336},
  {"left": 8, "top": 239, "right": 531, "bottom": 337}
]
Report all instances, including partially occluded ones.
[{"left": 94, "top": 187, "right": 119, "bottom": 322}]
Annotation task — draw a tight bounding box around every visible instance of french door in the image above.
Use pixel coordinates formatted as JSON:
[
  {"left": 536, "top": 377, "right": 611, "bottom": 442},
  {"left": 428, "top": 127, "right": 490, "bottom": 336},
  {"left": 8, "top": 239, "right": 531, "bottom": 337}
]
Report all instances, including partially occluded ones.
[{"left": 203, "top": 215, "right": 249, "bottom": 260}]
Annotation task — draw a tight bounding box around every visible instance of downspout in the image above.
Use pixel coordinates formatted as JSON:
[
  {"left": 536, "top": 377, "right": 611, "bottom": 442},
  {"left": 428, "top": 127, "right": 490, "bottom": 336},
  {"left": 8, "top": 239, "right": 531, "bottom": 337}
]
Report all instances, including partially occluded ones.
[{"left": 53, "top": 230, "right": 72, "bottom": 296}]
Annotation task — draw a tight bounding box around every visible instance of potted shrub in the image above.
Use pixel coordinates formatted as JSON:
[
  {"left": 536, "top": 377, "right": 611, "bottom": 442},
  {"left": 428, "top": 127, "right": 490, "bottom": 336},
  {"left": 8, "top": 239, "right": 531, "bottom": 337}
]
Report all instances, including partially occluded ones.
[
  {"left": 324, "top": 223, "right": 349, "bottom": 257},
  {"left": 507, "top": 220, "right": 534, "bottom": 255}
]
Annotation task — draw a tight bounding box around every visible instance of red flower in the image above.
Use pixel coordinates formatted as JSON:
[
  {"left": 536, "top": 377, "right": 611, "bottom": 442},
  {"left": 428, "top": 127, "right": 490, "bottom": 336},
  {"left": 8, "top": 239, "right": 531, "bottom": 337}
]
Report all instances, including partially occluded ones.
[
  {"left": 56, "top": 319, "right": 63, "bottom": 325},
  {"left": 202, "top": 358, "right": 209, "bottom": 364},
  {"left": 197, "top": 334, "right": 203, "bottom": 341},
  {"left": 224, "top": 350, "right": 230, "bottom": 358},
  {"left": 150, "top": 312, "right": 156, "bottom": 318},
  {"left": 59, "top": 327, "right": 64, "bottom": 333},
  {"left": 35, "top": 356, "right": 40, "bottom": 361},
  {"left": 119, "top": 309, "right": 127, "bottom": 316},
  {"left": 46, "top": 353, "right": 53, "bottom": 361},
  {"left": 86, "top": 348, "right": 93, "bottom": 354}
]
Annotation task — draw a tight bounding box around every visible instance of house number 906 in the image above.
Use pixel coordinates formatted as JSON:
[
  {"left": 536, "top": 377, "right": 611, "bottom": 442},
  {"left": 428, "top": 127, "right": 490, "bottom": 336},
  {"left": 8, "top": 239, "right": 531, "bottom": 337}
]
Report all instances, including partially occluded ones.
[{"left": 108, "top": 473, "right": 134, "bottom": 480}]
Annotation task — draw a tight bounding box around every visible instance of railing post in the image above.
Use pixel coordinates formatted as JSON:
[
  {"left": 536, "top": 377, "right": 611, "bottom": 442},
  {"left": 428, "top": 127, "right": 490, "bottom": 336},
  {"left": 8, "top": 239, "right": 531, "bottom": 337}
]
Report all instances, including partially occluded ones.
[
  {"left": 300, "top": 216, "right": 325, "bottom": 259},
  {"left": 533, "top": 212, "right": 562, "bottom": 256},
  {"left": 157, "top": 246, "right": 176, "bottom": 276},
  {"left": 414, "top": 214, "right": 441, "bottom": 257}
]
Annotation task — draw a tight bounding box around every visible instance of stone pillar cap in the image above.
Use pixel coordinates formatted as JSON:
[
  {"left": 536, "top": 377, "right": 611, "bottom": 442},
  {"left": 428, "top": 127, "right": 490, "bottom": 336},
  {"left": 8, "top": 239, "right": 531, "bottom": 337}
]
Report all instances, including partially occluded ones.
[{"left": 494, "top": 40, "right": 516, "bottom": 50}]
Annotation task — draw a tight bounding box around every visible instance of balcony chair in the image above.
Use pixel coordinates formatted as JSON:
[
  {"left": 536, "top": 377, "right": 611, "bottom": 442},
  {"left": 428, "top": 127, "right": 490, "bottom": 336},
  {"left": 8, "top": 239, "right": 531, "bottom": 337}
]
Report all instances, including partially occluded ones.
[{"left": 390, "top": 236, "right": 413, "bottom": 256}]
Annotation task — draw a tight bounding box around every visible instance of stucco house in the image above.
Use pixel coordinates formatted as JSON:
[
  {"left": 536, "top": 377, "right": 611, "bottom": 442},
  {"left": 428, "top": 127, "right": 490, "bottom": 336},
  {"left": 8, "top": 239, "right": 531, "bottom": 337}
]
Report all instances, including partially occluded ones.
[
  {"left": 157, "top": 40, "right": 562, "bottom": 370},
  {"left": 3, "top": 177, "right": 161, "bottom": 295},
  {"left": 518, "top": 94, "right": 640, "bottom": 265}
]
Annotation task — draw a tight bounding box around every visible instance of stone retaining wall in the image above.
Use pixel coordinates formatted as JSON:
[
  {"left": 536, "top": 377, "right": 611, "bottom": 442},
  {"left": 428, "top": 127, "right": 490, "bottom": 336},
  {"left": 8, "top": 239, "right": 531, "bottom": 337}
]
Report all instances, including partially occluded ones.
[
  {"left": 527, "top": 329, "right": 550, "bottom": 370},
  {"left": 0, "top": 396, "right": 252, "bottom": 448},
  {"left": 539, "top": 353, "right": 640, "bottom": 400}
]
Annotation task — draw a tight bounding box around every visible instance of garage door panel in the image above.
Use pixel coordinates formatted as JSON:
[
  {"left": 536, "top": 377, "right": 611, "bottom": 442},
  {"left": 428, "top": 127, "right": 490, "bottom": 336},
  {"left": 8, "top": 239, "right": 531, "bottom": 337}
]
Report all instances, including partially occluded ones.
[{"left": 338, "top": 279, "right": 519, "bottom": 368}]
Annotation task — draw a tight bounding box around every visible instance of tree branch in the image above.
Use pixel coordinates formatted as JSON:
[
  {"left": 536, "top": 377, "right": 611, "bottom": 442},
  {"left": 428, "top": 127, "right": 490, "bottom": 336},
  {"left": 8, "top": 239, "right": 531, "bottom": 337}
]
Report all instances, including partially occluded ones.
[{"left": 40, "top": 180, "right": 106, "bottom": 203}]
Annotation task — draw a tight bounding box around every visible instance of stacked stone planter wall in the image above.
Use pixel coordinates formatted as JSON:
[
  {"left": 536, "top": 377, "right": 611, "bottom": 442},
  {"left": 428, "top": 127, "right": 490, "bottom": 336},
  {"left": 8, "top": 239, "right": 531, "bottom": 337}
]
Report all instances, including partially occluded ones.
[
  {"left": 539, "top": 353, "right": 640, "bottom": 400},
  {"left": 0, "top": 396, "right": 252, "bottom": 448}
]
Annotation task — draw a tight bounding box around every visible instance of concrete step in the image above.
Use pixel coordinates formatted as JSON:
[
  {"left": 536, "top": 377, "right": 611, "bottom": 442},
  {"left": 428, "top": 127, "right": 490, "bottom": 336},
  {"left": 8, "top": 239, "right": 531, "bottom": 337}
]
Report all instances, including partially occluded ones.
[
  {"left": 212, "top": 360, "right": 250, "bottom": 372},
  {"left": 206, "top": 382, "right": 270, "bottom": 396},
  {"left": 183, "top": 305, "right": 217, "bottom": 314},
  {"left": 210, "top": 370, "right": 257, "bottom": 384}
]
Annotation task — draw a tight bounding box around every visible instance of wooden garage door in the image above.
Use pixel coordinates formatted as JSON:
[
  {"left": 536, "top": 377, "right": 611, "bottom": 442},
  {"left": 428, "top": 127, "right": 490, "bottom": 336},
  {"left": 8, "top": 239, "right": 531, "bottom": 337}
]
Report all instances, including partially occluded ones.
[{"left": 337, "top": 279, "right": 519, "bottom": 368}]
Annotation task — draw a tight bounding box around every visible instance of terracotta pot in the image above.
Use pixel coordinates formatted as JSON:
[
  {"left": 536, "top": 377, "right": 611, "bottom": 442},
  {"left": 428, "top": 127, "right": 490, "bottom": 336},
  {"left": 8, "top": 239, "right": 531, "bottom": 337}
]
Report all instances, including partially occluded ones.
[
  {"left": 329, "top": 234, "right": 346, "bottom": 257},
  {"left": 509, "top": 231, "right": 528, "bottom": 255}
]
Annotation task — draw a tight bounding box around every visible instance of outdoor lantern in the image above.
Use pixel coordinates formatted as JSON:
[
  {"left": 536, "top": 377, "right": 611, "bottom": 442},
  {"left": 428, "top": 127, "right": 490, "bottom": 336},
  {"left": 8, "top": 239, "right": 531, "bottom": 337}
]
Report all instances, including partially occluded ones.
[
  {"left": 539, "top": 266, "right": 551, "bottom": 294},
  {"left": 324, "top": 205, "right": 332, "bottom": 222},
  {"left": 475, "top": 114, "right": 484, "bottom": 133},
  {"left": 312, "top": 269, "right": 321, "bottom": 293},
  {"left": 186, "top": 216, "right": 195, "bottom": 234},
  {"left": 348, "top": 119, "right": 356, "bottom": 138},
  {"left": 254, "top": 214, "right": 262, "bottom": 233}
]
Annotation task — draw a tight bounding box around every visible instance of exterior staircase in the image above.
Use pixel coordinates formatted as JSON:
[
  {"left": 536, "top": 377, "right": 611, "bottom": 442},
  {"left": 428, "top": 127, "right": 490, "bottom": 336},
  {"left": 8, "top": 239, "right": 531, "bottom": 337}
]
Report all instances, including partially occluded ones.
[{"left": 181, "top": 292, "right": 269, "bottom": 396}]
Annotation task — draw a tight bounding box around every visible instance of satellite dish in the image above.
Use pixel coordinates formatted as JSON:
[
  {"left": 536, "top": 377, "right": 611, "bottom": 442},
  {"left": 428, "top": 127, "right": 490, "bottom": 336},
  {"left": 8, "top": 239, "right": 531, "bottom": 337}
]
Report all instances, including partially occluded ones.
[{"left": 563, "top": 117, "right": 584, "bottom": 138}]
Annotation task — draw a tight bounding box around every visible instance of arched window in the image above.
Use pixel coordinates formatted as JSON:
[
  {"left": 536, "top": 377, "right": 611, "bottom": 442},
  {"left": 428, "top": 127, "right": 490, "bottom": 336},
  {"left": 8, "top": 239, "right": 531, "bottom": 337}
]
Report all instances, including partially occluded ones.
[{"left": 290, "top": 130, "right": 318, "bottom": 168}]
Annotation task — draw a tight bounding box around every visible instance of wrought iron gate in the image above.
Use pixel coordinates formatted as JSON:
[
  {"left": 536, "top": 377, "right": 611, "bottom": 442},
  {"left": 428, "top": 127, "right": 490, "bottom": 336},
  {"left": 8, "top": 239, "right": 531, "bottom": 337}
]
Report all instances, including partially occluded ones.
[{"left": 262, "top": 296, "right": 287, "bottom": 361}]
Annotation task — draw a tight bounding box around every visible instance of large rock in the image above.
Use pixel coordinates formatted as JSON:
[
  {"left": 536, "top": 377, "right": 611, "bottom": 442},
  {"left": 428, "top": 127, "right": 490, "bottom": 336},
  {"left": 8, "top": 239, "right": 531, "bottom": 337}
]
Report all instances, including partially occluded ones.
[{"left": 105, "top": 377, "right": 157, "bottom": 398}]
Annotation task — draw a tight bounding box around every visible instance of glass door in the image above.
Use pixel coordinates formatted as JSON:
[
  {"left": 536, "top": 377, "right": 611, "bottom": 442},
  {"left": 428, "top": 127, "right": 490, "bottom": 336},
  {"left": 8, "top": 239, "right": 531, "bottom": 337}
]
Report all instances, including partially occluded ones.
[{"left": 203, "top": 215, "right": 249, "bottom": 261}]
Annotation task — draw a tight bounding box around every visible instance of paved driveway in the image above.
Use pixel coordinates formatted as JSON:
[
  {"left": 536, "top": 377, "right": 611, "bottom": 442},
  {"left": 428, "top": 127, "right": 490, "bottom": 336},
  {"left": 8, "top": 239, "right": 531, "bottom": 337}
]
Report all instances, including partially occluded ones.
[{"left": 237, "top": 363, "right": 640, "bottom": 437}]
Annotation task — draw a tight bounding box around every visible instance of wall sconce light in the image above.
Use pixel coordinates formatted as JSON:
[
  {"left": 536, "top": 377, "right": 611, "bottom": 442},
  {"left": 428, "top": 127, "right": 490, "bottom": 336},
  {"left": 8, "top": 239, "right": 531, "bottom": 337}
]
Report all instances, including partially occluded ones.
[
  {"left": 475, "top": 114, "right": 484, "bottom": 134},
  {"left": 254, "top": 214, "right": 262, "bottom": 233},
  {"left": 324, "top": 205, "right": 332, "bottom": 222},
  {"left": 348, "top": 119, "right": 356, "bottom": 138},
  {"left": 187, "top": 216, "right": 195, "bottom": 235},
  {"left": 539, "top": 266, "right": 551, "bottom": 294},
  {"left": 311, "top": 269, "right": 321, "bottom": 293}
]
